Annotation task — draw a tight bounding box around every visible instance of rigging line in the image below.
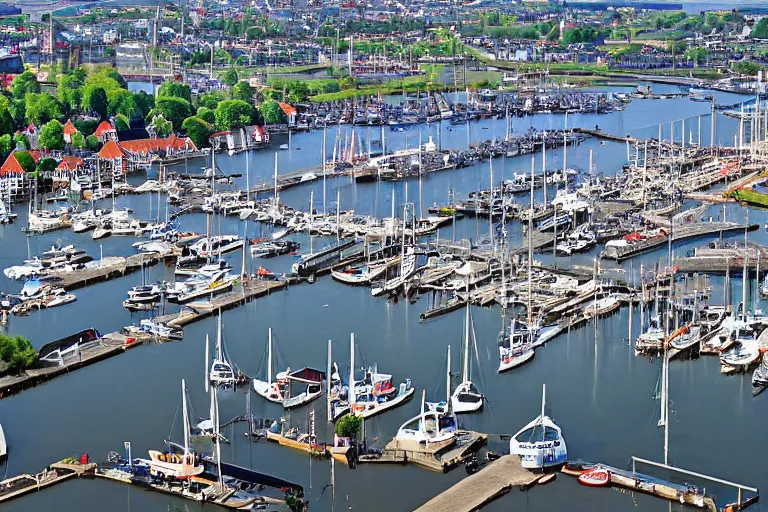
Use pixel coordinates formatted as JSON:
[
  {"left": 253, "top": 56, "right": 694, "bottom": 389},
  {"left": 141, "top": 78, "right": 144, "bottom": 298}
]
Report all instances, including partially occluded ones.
[{"left": 168, "top": 394, "right": 182, "bottom": 444}]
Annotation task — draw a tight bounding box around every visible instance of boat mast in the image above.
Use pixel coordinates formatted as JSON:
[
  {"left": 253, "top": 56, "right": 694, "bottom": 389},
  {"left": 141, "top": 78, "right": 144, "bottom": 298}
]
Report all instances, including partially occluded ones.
[
  {"left": 743, "top": 217, "right": 749, "bottom": 320},
  {"left": 463, "top": 282, "right": 470, "bottom": 384},
  {"left": 540, "top": 384, "right": 546, "bottom": 469},
  {"left": 214, "top": 385, "right": 223, "bottom": 488},
  {"left": 216, "top": 313, "right": 222, "bottom": 361},
  {"left": 488, "top": 156, "right": 494, "bottom": 250},
  {"left": 542, "top": 141, "right": 547, "bottom": 208},
  {"left": 349, "top": 333, "right": 356, "bottom": 410},
  {"left": 273, "top": 152, "right": 279, "bottom": 207},
  {"left": 527, "top": 156, "right": 534, "bottom": 331},
  {"left": 267, "top": 328, "right": 273, "bottom": 385},
  {"left": 326, "top": 339, "right": 332, "bottom": 422},
  {"left": 446, "top": 344, "right": 451, "bottom": 406},
  {"left": 323, "top": 126, "right": 327, "bottom": 217},
  {"left": 182, "top": 379, "right": 190, "bottom": 457},
  {"left": 205, "top": 334, "right": 210, "bottom": 393}
]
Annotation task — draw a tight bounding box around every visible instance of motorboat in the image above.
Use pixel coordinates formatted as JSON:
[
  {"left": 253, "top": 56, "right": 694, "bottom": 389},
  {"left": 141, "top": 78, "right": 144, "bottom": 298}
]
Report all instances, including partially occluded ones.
[
  {"left": 751, "top": 354, "right": 768, "bottom": 388},
  {"left": 720, "top": 326, "right": 760, "bottom": 370},
  {"left": 498, "top": 318, "right": 535, "bottom": 373},
  {"left": 509, "top": 384, "right": 567, "bottom": 469},
  {"left": 252, "top": 328, "right": 326, "bottom": 409},
  {"left": 249, "top": 239, "right": 300, "bottom": 259},
  {"left": 394, "top": 390, "right": 457, "bottom": 445},
  {"left": 331, "top": 256, "right": 396, "bottom": 286},
  {"left": 190, "top": 235, "right": 244, "bottom": 259},
  {"left": 137, "top": 319, "right": 183, "bottom": 340},
  {"left": 635, "top": 315, "right": 665, "bottom": 354},
  {"left": 669, "top": 324, "right": 702, "bottom": 352}
]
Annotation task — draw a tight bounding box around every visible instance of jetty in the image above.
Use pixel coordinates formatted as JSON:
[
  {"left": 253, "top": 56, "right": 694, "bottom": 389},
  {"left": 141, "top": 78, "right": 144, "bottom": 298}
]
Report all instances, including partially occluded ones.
[
  {"left": 573, "top": 127, "right": 636, "bottom": 143},
  {"left": 0, "top": 332, "right": 143, "bottom": 399},
  {"left": 52, "top": 251, "right": 179, "bottom": 291},
  {"left": 358, "top": 431, "right": 487, "bottom": 473},
  {"left": 0, "top": 461, "right": 97, "bottom": 505},
  {"left": 415, "top": 455, "right": 539, "bottom": 512}
]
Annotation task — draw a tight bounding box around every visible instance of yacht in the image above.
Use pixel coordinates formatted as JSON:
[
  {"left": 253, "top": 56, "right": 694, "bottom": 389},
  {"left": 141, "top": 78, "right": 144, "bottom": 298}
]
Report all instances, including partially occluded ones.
[
  {"left": 509, "top": 384, "right": 567, "bottom": 469},
  {"left": 394, "top": 390, "right": 457, "bottom": 445},
  {"left": 498, "top": 318, "right": 535, "bottom": 372}
]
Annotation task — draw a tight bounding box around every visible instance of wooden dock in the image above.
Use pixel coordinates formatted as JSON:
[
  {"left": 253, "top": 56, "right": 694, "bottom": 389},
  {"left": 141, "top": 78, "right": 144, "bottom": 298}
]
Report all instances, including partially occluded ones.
[
  {"left": 0, "top": 461, "right": 97, "bottom": 504},
  {"left": 359, "top": 431, "right": 487, "bottom": 473},
  {"left": 415, "top": 455, "right": 539, "bottom": 512},
  {"left": 52, "top": 251, "right": 178, "bottom": 291},
  {"left": 0, "top": 332, "right": 142, "bottom": 400},
  {"left": 572, "top": 127, "right": 636, "bottom": 144},
  {"left": 156, "top": 278, "right": 289, "bottom": 329},
  {"left": 602, "top": 222, "right": 757, "bottom": 262}
]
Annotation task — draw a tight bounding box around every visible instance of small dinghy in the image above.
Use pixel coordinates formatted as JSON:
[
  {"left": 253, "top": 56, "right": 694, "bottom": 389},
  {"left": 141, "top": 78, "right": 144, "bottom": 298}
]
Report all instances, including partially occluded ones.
[{"left": 578, "top": 468, "right": 610, "bottom": 487}]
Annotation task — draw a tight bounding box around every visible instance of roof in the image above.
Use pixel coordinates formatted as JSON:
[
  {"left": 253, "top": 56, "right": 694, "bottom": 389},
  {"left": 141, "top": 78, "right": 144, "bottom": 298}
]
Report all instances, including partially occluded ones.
[
  {"left": 0, "top": 151, "right": 39, "bottom": 176},
  {"left": 56, "top": 156, "right": 84, "bottom": 172},
  {"left": 94, "top": 121, "right": 116, "bottom": 137},
  {"left": 63, "top": 120, "right": 78, "bottom": 136},
  {"left": 97, "top": 140, "right": 127, "bottom": 160},
  {"left": 120, "top": 134, "right": 198, "bottom": 154},
  {"left": 278, "top": 102, "right": 297, "bottom": 116}
]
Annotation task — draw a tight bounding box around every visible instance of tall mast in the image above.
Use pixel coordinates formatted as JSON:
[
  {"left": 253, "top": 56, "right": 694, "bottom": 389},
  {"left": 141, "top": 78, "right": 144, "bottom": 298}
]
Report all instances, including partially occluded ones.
[
  {"left": 267, "top": 328, "right": 273, "bottom": 385},
  {"left": 349, "top": 333, "right": 356, "bottom": 408},
  {"left": 488, "top": 156, "right": 494, "bottom": 249},
  {"left": 542, "top": 141, "right": 547, "bottom": 208},
  {"left": 327, "top": 339, "right": 332, "bottom": 422},
  {"left": 446, "top": 344, "right": 451, "bottom": 406},
  {"left": 182, "top": 379, "right": 190, "bottom": 456},
  {"left": 322, "top": 126, "right": 327, "bottom": 217},
  {"left": 205, "top": 334, "right": 210, "bottom": 393},
  {"left": 528, "top": 156, "right": 534, "bottom": 329},
  {"left": 214, "top": 385, "right": 223, "bottom": 486},
  {"left": 463, "top": 282, "right": 470, "bottom": 384},
  {"left": 273, "top": 152, "right": 279, "bottom": 205},
  {"left": 743, "top": 213, "right": 749, "bottom": 320},
  {"left": 216, "top": 313, "right": 222, "bottom": 359}
]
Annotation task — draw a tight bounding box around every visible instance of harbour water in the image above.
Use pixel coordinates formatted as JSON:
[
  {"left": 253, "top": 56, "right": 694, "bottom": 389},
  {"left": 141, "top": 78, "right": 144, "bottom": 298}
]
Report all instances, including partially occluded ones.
[{"left": 2, "top": 83, "right": 766, "bottom": 511}]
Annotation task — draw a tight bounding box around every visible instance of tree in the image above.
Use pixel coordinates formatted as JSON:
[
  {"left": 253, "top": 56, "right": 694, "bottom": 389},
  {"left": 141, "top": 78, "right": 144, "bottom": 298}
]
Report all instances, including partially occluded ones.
[
  {"left": 71, "top": 131, "right": 85, "bottom": 149},
  {"left": 87, "top": 66, "right": 127, "bottom": 89},
  {"left": 9, "top": 99, "right": 25, "bottom": 131},
  {"left": 148, "top": 96, "right": 192, "bottom": 131},
  {"left": 158, "top": 81, "right": 192, "bottom": 103},
  {"left": 133, "top": 91, "right": 155, "bottom": 119},
  {"left": 334, "top": 415, "right": 362, "bottom": 439},
  {"left": 114, "top": 113, "right": 130, "bottom": 131},
  {"left": 181, "top": 116, "right": 213, "bottom": 149},
  {"left": 0, "top": 334, "right": 37, "bottom": 372},
  {"left": 108, "top": 89, "right": 137, "bottom": 118},
  {"left": 15, "top": 151, "right": 36, "bottom": 174},
  {"left": 196, "top": 106, "right": 216, "bottom": 124},
  {"left": 25, "top": 93, "right": 62, "bottom": 126},
  {"left": 214, "top": 99, "right": 256, "bottom": 130},
  {"left": 259, "top": 99, "right": 286, "bottom": 125},
  {"left": 84, "top": 86, "right": 109, "bottom": 120},
  {"left": 685, "top": 47, "right": 707, "bottom": 67},
  {"left": 0, "top": 134, "right": 11, "bottom": 159},
  {"left": 752, "top": 18, "right": 768, "bottom": 39},
  {"left": 11, "top": 71, "right": 40, "bottom": 100},
  {"left": 221, "top": 68, "right": 239, "bottom": 89},
  {"left": 86, "top": 134, "right": 100, "bottom": 151},
  {"left": 36, "top": 157, "right": 56, "bottom": 175},
  {"left": 233, "top": 81, "right": 253, "bottom": 103},
  {"left": 733, "top": 61, "right": 761, "bottom": 76},
  {"left": 13, "top": 133, "right": 28, "bottom": 151},
  {"left": 57, "top": 73, "right": 83, "bottom": 113},
  {"left": 547, "top": 24, "right": 560, "bottom": 41},
  {"left": 0, "top": 104, "right": 13, "bottom": 138},
  {"left": 198, "top": 92, "right": 227, "bottom": 110},
  {"left": 150, "top": 115, "right": 173, "bottom": 138},
  {"left": 38, "top": 119, "right": 65, "bottom": 150}
]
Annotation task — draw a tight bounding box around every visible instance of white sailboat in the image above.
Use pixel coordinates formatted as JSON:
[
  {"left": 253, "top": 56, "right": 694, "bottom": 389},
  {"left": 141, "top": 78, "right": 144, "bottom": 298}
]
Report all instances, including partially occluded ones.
[
  {"left": 451, "top": 300, "right": 483, "bottom": 413},
  {"left": 509, "top": 384, "right": 567, "bottom": 469},
  {"left": 208, "top": 316, "right": 236, "bottom": 387},
  {"left": 141, "top": 379, "right": 204, "bottom": 477},
  {"left": 395, "top": 388, "right": 457, "bottom": 445},
  {"left": 252, "top": 328, "right": 326, "bottom": 409}
]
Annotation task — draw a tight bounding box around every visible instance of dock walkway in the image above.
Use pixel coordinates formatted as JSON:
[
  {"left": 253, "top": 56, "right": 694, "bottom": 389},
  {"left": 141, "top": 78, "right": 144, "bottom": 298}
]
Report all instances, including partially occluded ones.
[
  {"left": 53, "top": 251, "right": 178, "bottom": 291},
  {"left": 359, "top": 431, "right": 487, "bottom": 473},
  {"left": 414, "top": 455, "right": 538, "bottom": 512}
]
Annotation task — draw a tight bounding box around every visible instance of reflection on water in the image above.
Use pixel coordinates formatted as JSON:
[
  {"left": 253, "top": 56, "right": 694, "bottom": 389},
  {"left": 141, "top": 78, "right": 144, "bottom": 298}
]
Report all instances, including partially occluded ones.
[{"left": 1, "top": 85, "right": 764, "bottom": 511}]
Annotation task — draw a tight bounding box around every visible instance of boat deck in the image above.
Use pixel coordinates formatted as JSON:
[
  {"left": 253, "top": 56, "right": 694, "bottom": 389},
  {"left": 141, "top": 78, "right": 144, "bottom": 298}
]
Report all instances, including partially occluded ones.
[{"left": 414, "top": 455, "right": 540, "bottom": 512}]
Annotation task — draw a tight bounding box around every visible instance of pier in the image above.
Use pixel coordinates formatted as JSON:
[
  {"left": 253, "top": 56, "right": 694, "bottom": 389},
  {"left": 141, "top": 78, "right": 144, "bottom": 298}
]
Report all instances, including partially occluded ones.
[
  {"left": 572, "top": 127, "right": 636, "bottom": 143},
  {"left": 414, "top": 455, "right": 539, "bottom": 512},
  {"left": 0, "top": 461, "right": 97, "bottom": 505},
  {"left": 359, "top": 431, "right": 487, "bottom": 473},
  {"left": 52, "top": 251, "right": 179, "bottom": 291}
]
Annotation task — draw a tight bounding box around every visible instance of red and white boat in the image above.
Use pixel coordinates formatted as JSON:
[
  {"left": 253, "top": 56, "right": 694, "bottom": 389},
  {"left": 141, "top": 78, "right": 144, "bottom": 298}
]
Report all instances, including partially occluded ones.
[{"left": 577, "top": 468, "right": 611, "bottom": 487}]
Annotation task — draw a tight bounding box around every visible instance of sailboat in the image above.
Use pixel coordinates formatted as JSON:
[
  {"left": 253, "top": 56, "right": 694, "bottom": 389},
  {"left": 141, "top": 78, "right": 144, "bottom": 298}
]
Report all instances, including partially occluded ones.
[
  {"left": 498, "top": 318, "right": 535, "bottom": 372},
  {"left": 194, "top": 385, "right": 230, "bottom": 444},
  {"left": 252, "top": 328, "right": 326, "bottom": 409},
  {"left": 140, "top": 379, "right": 204, "bottom": 477},
  {"left": 330, "top": 333, "right": 414, "bottom": 421},
  {"left": 0, "top": 422, "right": 6, "bottom": 461},
  {"left": 208, "top": 316, "right": 237, "bottom": 387},
  {"left": 509, "top": 384, "right": 567, "bottom": 469},
  {"left": 395, "top": 388, "right": 457, "bottom": 445},
  {"left": 451, "top": 300, "right": 484, "bottom": 413}
]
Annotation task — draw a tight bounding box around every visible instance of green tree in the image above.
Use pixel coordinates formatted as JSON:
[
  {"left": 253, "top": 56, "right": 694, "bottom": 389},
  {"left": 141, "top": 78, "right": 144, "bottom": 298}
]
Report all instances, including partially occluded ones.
[
  {"left": 0, "top": 334, "right": 37, "bottom": 372},
  {"left": 196, "top": 106, "right": 216, "bottom": 124},
  {"left": 113, "top": 113, "right": 130, "bottom": 131},
  {"left": 84, "top": 86, "right": 109, "bottom": 120},
  {"left": 181, "top": 116, "right": 213, "bottom": 149},
  {"left": 71, "top": 131, "right": 85, "bottom": 149},
  {"left": 258, "top": 99, "right": 286, "bottom": 125},
  {"left": 10, "top": 98, "right": 25, "bottom": 131},
  {"left": 752, "top": 18, "right": 768, "bottom": 39},
  {"left": 733, "top": 61, "right": 761, "bottom": 76},
  {"left": 0, "top": 134, "right": 12, "bottom": 159},
  {"left": 158, "top": 81, "right": 192, "bottom": 103},
  {"left": 86, "top": 134, "right": 100, "bottom": 151},
  {"left": 334, "top": 414, "right": 362, "bottom": 439},
  {"left": 133, "top": 91, "right": 155, "bottom": 119},
  {"left": 25, "top": 93, "right": 62, "bottom": 126},
  {"left": 150, "top": 114, "right": 173, "bottom": 138},
  {"left": 87, "top": 66, "right": 127, "bottom": 89},
  {"left": 214, "top": 99, "right": 256, "bottom": 130},
  {"left": 108, "top": 89, "right": 137, "bottom": 118},
  {"left": 233, "top": 81, "right": 253, "bottom": 103},
  {"left": 547, "top": 24, "right": 560, "bottom": 41},
  {"left": 0, "top": 104, "right": 13, "bottom": 137},
  {"left": 221, "top": 68, "right": 239, "bottom": 89},
  {"left": 11, "top": 71, "right": 40, "bottom": 100},
  {"left": 38, "top": 119, "right": 65, "bottom": 150},
  {"left": 36, "top": 157, "right": 56, "bottom": 175},
  {"left": 15, "top": 151, "right": 36, "bottom": 173},
  {"left": 13, "top": 133, "right": 28, "bottom": 151},
  {"left": 148, "top": 96, "right": 192, "bottom": 131},
  {"left": 197, "top": 91, "right": 227, "bottom": 110},
  {"left": 685, "top": 47, "right": 707, "bottom": 67},
  {"left": 57, "top": 73, "right": 84, "bottom": 113}
]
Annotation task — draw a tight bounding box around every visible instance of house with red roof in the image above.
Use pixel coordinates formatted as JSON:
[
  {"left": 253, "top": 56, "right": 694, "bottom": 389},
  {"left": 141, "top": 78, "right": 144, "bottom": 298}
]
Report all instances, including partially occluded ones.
[
  {"left": 94, "top": 120, "right": 117, "bottom": 143},
  {"left": 54, "top": 155, "right": 85, "bottom": 183},
  {"left": 95, "top": 135, "right": 198, "bottom": 175},
  {"left": 0, "top": 150, "right": 41, "bottom": 201},
  {"left": 63, "top": 120, "right": 78, "bottom": 144},
  {"left": 278, "top": 102, "right": 297, "bottom": 127}
]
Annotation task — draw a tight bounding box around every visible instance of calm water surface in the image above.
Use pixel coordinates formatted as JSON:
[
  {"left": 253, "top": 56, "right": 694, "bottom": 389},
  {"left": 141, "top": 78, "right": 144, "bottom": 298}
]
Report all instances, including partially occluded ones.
[{"left": 1, "top": 84, "right": 765, "bottom": 511}]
